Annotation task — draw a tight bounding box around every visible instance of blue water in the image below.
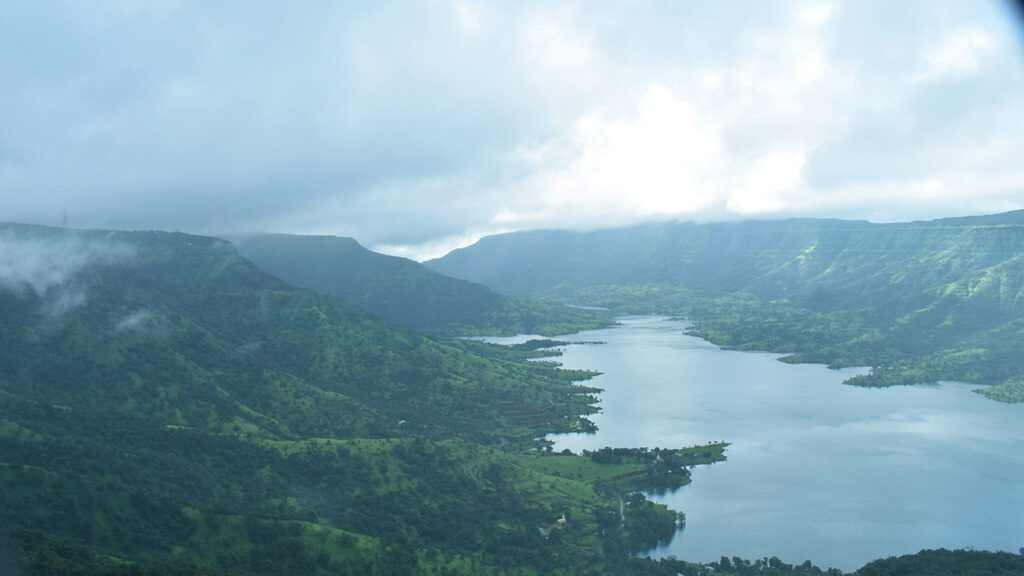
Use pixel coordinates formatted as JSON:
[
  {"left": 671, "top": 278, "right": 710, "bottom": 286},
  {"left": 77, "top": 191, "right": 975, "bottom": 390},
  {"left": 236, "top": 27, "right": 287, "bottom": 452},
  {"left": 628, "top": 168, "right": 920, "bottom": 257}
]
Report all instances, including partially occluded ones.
[{"left": 498, "top": 316, "right": 1024, "bottom": 571}]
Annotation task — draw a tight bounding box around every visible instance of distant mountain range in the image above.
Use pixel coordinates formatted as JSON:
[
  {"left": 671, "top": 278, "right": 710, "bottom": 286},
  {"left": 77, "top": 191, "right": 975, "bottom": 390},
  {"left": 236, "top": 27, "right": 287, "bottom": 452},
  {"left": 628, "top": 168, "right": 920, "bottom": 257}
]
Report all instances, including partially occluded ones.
[
  {"left": 427, "top": 211, "right": 1024, "bottom": 400},
  {"left": 234, "top": 233, "right": 611, "bottom": 337}
]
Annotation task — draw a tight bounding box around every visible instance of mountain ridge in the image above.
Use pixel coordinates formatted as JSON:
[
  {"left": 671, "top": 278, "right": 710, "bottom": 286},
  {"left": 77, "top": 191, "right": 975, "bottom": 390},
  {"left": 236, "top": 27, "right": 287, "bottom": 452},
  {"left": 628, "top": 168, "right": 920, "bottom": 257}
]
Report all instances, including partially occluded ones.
[
  {"left": 233, "top": 232, "right": 611, "bottom": 337},
  {"left": 425, "top": 211, "right": 1024, "bottom": 397}
]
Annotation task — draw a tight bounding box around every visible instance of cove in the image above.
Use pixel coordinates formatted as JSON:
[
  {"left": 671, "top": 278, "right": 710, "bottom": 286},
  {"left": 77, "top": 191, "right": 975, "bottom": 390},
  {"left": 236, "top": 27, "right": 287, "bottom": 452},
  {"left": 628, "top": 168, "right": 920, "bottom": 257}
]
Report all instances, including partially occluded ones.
[{"left": 495, "top": 315, "right": 1024, "bottom": 571}]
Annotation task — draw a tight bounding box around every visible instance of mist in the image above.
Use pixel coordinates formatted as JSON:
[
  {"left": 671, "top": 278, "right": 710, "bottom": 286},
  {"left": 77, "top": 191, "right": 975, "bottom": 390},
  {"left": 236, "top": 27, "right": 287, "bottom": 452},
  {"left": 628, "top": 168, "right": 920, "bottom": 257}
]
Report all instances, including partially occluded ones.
[{"left": 0, "top": 230, "right": 135, "bottom": 316}]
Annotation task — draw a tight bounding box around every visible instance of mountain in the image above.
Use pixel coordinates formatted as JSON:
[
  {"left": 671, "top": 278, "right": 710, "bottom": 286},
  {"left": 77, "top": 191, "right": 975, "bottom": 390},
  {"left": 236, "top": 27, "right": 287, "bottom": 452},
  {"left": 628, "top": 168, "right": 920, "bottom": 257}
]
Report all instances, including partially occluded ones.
[
  {"left": 426, "top": 212, "right": 1024, "bottom": 399},
  {"left": 234, "top": 233, "right": 611, "bottom": 336},
  {"left": 0, "top": 223, "right": 722, "bottom": 575},
  {"left": 3, "top": 224, "right": 1017, "bottom": 575}
]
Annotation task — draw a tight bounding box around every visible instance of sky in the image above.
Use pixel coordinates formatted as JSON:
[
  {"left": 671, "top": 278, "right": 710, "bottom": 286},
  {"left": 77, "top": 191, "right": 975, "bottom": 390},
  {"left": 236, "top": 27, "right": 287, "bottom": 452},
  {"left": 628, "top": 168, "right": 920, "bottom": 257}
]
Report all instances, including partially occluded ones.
[{"left": 2, "top": 1, "right": 1024, "bottom": 260}]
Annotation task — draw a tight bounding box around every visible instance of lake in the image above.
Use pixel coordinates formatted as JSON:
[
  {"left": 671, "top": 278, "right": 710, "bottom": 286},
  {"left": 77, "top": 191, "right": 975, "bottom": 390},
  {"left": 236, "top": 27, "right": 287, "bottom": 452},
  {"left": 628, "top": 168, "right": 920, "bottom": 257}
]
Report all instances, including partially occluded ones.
[{"left": 491, "top": 315, "right": 1024, "bottom": 571}]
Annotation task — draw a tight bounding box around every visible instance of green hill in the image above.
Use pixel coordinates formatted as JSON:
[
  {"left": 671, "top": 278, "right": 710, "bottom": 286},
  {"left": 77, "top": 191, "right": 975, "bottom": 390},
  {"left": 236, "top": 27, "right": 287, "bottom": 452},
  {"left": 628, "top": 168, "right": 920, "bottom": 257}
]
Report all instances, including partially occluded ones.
[
  {"left": 0, "top": 223, "right": 722, "bottom": 575},
  {"left": 233, "top": 233, "right": 611, "bottom": 337},
  {"left": 426, "top": 212, "right": 1024, "bottom": 399}
]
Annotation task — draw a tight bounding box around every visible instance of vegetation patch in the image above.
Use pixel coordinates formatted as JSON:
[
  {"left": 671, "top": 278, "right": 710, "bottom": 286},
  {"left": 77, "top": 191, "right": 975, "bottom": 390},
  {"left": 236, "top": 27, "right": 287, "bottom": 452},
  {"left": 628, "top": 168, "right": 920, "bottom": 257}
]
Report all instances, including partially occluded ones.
[{"left": 975, "top": 379, "right": 1024, "bottom": 403}]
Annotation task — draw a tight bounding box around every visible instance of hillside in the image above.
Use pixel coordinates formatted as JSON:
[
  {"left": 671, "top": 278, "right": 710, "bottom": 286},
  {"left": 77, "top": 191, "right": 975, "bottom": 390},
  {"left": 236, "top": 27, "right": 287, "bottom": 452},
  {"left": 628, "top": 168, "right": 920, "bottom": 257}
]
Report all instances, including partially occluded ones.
[
  {"left": 234, "top": 233, "right": 611, "bottom": 337},
  {"left": 3, "top": 224, "right": 1019, "bottom": 575},
  {"left": 0, "top": 223, "right": 717, "bottom": 575},
  {"left": 426, "top": 212, "right": 1024, "bottom": 399}
]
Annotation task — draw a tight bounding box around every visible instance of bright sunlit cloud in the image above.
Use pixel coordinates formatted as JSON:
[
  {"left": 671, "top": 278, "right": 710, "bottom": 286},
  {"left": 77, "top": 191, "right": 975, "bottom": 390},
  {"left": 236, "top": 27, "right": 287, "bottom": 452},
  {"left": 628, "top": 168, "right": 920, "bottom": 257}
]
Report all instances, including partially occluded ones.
[
  {"left": 797, "top": 2, "right": 835, "bottom": 27},
  {"left": 916, "top": 27, "right": 997, "bottom": 81},
  {"left": 727, "top": 150, "right": 808, "bottom": 214},
  {"left": 496, "top": 83, "right": 723, "bottom": 228},
  {"left": 457, "top": 2, "right": 482, "bottom": 34}
]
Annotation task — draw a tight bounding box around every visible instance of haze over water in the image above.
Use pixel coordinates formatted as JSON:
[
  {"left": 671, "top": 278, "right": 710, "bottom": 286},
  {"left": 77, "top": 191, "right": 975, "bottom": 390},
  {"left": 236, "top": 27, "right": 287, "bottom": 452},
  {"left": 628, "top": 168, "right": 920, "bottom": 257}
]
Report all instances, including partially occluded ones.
[{"left": 521, "top": 316, "right": 1024, "bottom": 571}]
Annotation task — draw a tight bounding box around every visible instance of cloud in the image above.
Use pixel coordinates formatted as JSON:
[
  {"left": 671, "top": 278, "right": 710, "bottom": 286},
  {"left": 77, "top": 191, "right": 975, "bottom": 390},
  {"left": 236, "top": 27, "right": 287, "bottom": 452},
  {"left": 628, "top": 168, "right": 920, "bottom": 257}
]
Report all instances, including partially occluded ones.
[
  {"left": 457, "top": 2, "right": 482, "bottom": 34},
  {"left": 473, "top": 3, "right": 843, "bottom": 232},
  {"left": 493, "top": 83, "right": 724, "bottom": 230},
  {"left": 380, "top": 0, "right": 1024, "bottom": 258},
  {"left": 0, "top": 232, "right": 135, "bottom": 315},
  {"left": 0, "top": 1, "right": 1022, "bottom": 260},
  {"left": 727, "top": 150, "right": 808, "bottom": 214},
  {"left": 916, "top": 28, "right": 996, "bottom": 81},
  {"left": 520, "top": 8, "right": 595, "bottom": 71},
  {"left": 796, "top": 2, "right": 835, "bottom": 28},
  {"left": 376, "top": 229, "right": 498, "bottom": 262},
  {"left": 114, "top": 309, "right": 154, "bottom": 333},
  {"left": 112, "top": 307, "right": 170, "bottom": 337}
]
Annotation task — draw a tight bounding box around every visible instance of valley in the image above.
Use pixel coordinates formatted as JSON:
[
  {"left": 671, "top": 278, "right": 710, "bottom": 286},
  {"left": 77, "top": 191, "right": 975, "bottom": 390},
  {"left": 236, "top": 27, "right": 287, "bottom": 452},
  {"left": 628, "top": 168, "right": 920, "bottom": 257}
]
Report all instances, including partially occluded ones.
[{"left": 2, "top": 216, "right": 1023, "bottom": 575}]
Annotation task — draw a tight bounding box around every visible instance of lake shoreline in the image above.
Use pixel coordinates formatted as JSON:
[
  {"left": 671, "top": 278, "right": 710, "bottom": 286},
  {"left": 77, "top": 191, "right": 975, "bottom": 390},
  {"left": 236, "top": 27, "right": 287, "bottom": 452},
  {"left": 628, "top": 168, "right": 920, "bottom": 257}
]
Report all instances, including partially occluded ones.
[{"left": 538, "top": 315, "right": 1024, "bottom": 572}]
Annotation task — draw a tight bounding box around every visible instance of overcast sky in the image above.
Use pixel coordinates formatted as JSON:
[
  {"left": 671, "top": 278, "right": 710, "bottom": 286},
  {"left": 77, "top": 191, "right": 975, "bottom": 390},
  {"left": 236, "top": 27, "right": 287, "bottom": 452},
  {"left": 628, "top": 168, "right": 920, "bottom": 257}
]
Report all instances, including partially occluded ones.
[{"left": 2, "top": 1, "right": 1023, "bottom": 259}]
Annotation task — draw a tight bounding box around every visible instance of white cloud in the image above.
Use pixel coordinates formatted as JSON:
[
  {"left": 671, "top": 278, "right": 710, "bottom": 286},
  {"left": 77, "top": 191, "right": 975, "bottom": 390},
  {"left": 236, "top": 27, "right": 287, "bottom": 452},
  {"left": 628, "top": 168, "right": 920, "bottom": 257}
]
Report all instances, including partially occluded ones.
[
  {"left": 375, "top": 229, "right": 498, "bottom": 262},
  {"left": 796, "top": 2, "right": 834, "bottom": 27},
  {"left": 419, "top": 1, "right": 1022, "bottom": 256},
  {"left": 727, "top": 150, "right": 807, "bottom": 214},
  {"left": 0, "top": 234, "right": 133, "bottom": 298},
  {"left": 457, "top": 2, "right": 482, "bottom": 34},
  {"left": 496, "top": 84, "right": 724, "bottom": 230},
  {"left": 520, "top": 9, "right": 594, "bottom": 71},
  {"left": 0, "top": 232, "right": 135, "bottom": 316},
  {"left": 781, "top": 164, "right": 1024, "bottom": 222},
  {"left": 114, "top": 309, "right": 153, "bottom": 333},
  {"left": 916, "top": 28, "right": 995, "bottom": 81},
  {"left": 477, "top": 2, "right": 848, "bottom": 235},
  {"left": 795, "top": 51, "right": 825, "bottom": 84}
]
